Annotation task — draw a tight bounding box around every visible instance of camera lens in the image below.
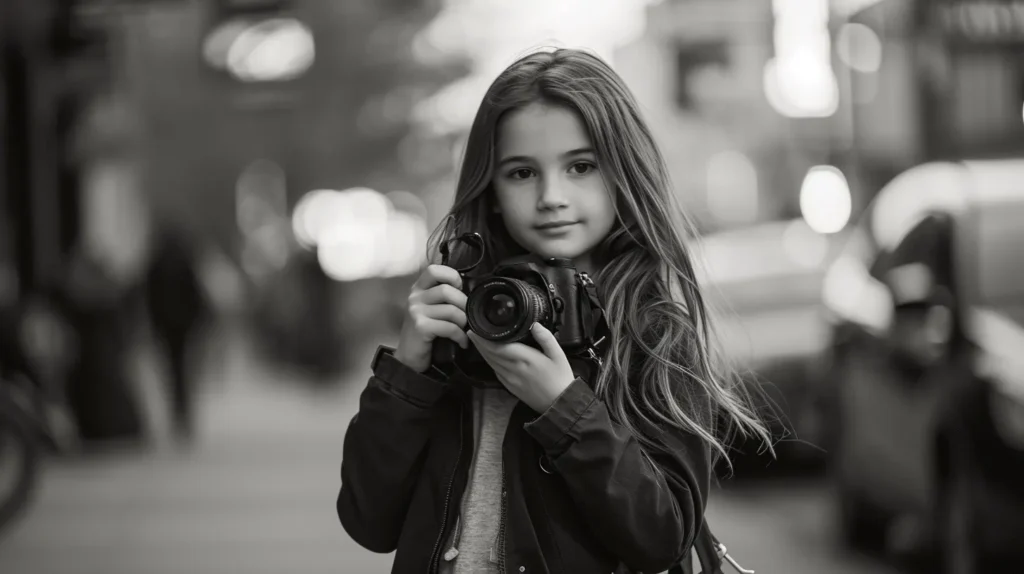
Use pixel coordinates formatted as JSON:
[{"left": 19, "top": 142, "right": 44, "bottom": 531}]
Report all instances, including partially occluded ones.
[
  {"left": 467, "top": 278, "right": 551, "bottom": 342},
  {"left": 484, "top": 293, "right": 517, "bottom": 327}
]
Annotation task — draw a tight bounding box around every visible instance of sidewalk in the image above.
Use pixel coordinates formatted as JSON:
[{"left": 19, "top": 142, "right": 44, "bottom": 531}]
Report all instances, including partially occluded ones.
[
  {"left": 0, "top": 324, "right": 894, "bottom": 574},
  {"left": 0, "top": 324, "right": 394, "bottom": 574}
]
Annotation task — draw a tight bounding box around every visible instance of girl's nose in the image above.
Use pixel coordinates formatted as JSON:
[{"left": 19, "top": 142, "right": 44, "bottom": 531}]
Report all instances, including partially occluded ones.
[{"left": 537, "top": 177, "right": 569, "bottom": 210}]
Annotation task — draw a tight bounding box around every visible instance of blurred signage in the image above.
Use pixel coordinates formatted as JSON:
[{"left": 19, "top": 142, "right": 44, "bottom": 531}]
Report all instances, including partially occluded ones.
[{"left": 935, "top": 0, "right": 1024, "bottom": 43}]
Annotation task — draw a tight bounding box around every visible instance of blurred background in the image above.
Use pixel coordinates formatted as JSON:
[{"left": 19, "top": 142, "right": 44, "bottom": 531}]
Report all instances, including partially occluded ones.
[{"left": 2, "top": 0, "right": 1024, "bottom": 572}]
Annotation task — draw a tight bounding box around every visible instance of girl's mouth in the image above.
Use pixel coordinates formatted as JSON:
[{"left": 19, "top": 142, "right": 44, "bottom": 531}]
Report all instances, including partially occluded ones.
[{"left": 534, "top": 221, "right": 578, "bottom": 230}]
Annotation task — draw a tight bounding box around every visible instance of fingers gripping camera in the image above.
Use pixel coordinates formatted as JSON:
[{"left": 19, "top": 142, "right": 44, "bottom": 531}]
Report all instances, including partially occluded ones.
[{"left": 430, "top": 234, "right": 606, "bottom": 381}]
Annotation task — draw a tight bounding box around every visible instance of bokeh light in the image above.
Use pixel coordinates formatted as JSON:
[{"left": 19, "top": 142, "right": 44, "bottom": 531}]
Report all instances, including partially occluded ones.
[
  {"left": 291, "top": 187, "right": 428, "bottom": 281},
  {"left": 799, "top": 165, "right": 852, "bottom": 234},
  {"left": 765, "top": 0, "right": 838, "bottom": 118},
  {"left": 835, "top": 22, "right": 883, "bottom": 73},
  {"left": 223, "top": 18, "right": 315, "bottom": 82}
]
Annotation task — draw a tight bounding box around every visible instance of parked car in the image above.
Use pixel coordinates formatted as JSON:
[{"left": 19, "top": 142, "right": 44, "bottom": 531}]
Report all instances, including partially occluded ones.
[
  {"left": 814, "top": 160, "right": 1024, "bottom": 572},
  {"left": 698, "top": 218, "right": 844, "bottom": 470}
]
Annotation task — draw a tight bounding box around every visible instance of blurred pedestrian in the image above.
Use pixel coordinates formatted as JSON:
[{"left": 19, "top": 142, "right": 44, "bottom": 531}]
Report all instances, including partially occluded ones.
[
  {"left": 61, "top": 246, "right": 144, "bottom": 447},
  {"left": 337, "top": 49, "right": 769, "bottom": 574},
  {"left": 143, "top": 228, "right": 209, "bottom": 444}
]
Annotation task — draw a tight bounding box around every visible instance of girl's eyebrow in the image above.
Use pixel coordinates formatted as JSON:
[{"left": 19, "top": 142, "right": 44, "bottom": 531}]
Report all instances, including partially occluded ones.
[
  {"left": 497, "top": 147, "right": 595, "bottom": 167},
  {"left": 561, "top": 147, "right": 595, "bottom": 158}
]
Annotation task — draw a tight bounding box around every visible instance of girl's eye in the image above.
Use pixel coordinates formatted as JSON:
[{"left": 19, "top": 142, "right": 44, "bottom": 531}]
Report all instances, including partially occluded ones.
[
  {"left": 508, "top": 168, "right": 534, "bottom": 180},
  {"left": 569, "top": 162, "right": 596, "bottom": 175}
]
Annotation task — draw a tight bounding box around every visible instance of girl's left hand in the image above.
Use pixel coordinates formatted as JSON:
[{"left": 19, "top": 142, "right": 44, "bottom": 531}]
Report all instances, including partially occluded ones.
[{"left": 468, "top": 323, "right": 575, "bottom": 413}]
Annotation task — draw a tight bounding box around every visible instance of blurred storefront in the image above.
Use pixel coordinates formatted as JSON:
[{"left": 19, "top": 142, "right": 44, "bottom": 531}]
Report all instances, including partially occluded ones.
[
  {"left": 834, "top": 0, "right": 1024, "bottom": 210},
  {"left": 1, "top": 0, "right": 147, "bottom": 443},
  {"left": 2, "top": 0, "right": 466, "bottom": 437},
  {"left": 615, "top": 0, "right": 794, "bottom": 233},
  {"left": 108, "top": 0, "right": 465, "bottom": 377},
  {"left": 2, "top": 0, "right": 73, "bottom": 296},
  {"left": 621, "top": 0, "right": 1024, "bottom": 232}
]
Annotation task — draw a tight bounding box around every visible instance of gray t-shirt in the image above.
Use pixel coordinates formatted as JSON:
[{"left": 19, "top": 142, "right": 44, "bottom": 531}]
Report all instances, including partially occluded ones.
[{"left": 438, "top": 386, "right": 519, "bottom": 574}]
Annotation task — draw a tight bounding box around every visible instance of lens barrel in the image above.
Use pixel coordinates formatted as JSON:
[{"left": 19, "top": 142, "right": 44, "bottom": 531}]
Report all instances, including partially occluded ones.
[{"left": 466, "top": 277, "right": 551, "bottom": 342}]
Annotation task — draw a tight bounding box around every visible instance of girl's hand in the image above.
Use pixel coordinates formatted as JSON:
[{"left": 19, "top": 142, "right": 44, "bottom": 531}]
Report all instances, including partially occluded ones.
[
  {"left": 394, "top": 264, "right": 469, "bottom": 373},
  {"left": 468, "top": 323, "right": 575, "bottom": 413}
]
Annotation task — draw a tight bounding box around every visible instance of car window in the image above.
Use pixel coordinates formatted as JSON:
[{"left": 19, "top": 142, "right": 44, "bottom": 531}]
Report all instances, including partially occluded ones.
[
  {"left": 871, "top": 214, "right": 953, "bottom": 295},
  {"left": 878, "top": 215, "right": 958, "bottom": 358},
  {"left": 971, "top": 193, "right": 1024, "bottom": 309}
]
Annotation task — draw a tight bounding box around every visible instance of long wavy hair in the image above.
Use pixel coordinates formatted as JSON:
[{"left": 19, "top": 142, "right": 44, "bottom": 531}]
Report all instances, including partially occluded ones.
[{"left": 428, "top": 48, "right": 772, "bottom": 467}]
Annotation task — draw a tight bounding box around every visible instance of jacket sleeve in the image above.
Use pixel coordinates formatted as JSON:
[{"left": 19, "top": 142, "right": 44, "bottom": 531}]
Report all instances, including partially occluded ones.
[
  {"left": 337, "top": 346, "right": 449, "bottom": 553},
  {"left": 523, "top": 377, "right": 712, "bottom": 573}
]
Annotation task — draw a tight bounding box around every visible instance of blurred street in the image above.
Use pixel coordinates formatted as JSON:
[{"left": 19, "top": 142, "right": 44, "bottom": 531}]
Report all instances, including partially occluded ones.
[
  {"left": 3, "top": 0, "right": 1024, "bottom": 572},
  {"left": 0, "top": 326, "right": 896, "bottom": 574}
]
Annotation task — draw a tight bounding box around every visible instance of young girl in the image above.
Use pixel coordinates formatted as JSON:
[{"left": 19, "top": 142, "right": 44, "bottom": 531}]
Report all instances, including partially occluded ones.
[{"left": 337, "top": 48, "right": 771, "bottom": 574}]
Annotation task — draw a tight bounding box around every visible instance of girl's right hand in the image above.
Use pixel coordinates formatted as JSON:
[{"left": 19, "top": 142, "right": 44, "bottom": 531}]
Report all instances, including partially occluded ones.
[{"left": 393, "top": 264, "right": 469, "bottom": 373}]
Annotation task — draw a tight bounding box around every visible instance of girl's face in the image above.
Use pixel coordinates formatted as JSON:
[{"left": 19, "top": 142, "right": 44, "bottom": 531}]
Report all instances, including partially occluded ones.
[{"left": 491, "top": 102, "right": 616, "bottom": 275}]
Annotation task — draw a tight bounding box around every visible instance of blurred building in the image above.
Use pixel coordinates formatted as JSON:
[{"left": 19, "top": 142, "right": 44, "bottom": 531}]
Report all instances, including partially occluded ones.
[
  {"left": 2, "top": 0, "right": 78, "bottom": 295},
  {"left": 119, "top": 0, "right": 462, "bottom": 258},
  {"left": 615, "top": 0, "right": 817, "bottom": 233},
  {"left": 1, "top": 0, "right": 153, "bottom": 443},
  {"left": 3, "top": 0, "right": 141, "bottom": 305},
  {"left": 834, "top": 0, "right": 1024, "bottom": 206},
  {"left": 619, "top": 0, "right": 1024, "bottom": 233},
  {"left": 3, "top": 0, "right": 468, "bottom": 380},
  {"left": 612, "top": 2, "right": 860, "bottom": 463}
]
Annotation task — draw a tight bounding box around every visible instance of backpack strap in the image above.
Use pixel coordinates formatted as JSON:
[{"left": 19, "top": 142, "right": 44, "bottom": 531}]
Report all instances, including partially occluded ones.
[{"left": 669, "top": 517, "right": 753, "bottom": 574}]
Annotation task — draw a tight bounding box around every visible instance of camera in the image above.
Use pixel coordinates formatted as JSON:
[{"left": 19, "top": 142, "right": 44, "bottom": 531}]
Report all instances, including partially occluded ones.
[{"left": 431, "top": 234, "right": 606, "bottom": 383}]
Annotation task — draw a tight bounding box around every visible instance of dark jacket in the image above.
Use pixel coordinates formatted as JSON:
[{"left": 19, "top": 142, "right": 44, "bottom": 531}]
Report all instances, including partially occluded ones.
[{"left": 337, "top": 346, "right": 713, "bottom": 574}]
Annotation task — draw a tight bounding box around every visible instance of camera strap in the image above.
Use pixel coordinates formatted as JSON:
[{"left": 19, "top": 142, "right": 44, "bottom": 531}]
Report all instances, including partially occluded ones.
[{"left": 576, "top": 272, "right": 608, "bottom": 367}]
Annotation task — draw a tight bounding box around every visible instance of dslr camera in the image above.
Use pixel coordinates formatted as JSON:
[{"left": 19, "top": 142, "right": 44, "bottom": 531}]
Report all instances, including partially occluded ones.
[{"left": 431, "top": 233, "right": 606, "bottom": 382}]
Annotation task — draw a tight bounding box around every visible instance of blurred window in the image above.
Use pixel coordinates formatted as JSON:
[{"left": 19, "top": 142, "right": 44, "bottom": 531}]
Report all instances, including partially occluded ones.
[
  {"left": 946, "top": 51, "right": 1024, "bottom": 157},
  {"left": 674, "top": 41, "right": 729, "bottom": 110},
  {"left": 879, "top": 214, "right": 958, "bottom": 359},
  {"left": 963, "top": 161, "right": 1024, "bottom": 308},
  {"left": 874, "top": 214, "right": 954, "bottom": 301},
  {"left": 885, "top": 216, "right": 951, "bottom": 280}
]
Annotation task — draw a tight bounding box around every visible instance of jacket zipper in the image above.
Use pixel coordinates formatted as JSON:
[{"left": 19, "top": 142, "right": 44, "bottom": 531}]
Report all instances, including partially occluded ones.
[
  {"left": 430, "top": 403, "right": 465, "bottom": 573},
  {"left": 497, "top": 465, "right": 508, "bottom": 574}
]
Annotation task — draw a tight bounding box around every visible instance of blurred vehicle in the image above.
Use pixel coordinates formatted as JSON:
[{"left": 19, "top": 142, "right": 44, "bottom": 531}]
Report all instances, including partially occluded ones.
[
  {"left": 698, "top": 219, "right": 844, "bottom": 470},
  {"left": 0, "top": 362, "right": 44, "bottom": 534},
  {"left": 815, "top": 160, "right": 1024, "bottom": 571},
  {"left": 0, "top": 299, "right": 65, "bottom": 534}
]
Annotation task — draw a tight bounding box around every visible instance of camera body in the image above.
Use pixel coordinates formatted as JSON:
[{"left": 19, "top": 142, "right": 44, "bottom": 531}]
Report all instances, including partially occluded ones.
[{"left": 432, "top": 253, "right": 604, "bottom": 382}]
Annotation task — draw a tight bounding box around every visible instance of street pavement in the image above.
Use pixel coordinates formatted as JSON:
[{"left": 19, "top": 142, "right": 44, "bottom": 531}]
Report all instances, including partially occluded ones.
[{"left": 0, "top": 328, "right": 899, "bottom": 574}]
